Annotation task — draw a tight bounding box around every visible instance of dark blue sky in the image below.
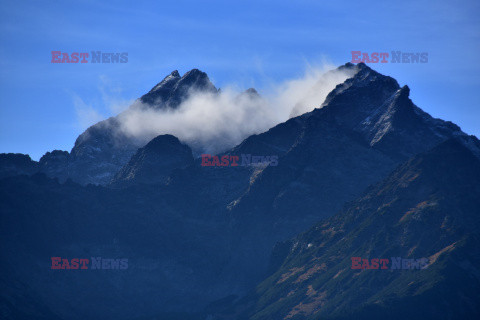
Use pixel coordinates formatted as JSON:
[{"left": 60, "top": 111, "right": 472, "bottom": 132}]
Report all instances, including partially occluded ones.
[{"left": 1, "top": 0, "right": 479, "bottom": 160}]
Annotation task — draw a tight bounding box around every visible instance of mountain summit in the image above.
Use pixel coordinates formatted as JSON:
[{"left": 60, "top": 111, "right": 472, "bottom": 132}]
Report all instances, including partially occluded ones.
[
  {"left": 111, "top": 134, "right": 194, "bottom": 187},
  {"left": 140, "top": 68, "right": 217, "bottom": 108}
]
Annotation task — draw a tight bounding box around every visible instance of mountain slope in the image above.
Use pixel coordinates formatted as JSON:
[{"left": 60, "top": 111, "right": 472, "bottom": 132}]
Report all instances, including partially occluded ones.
[
  {"left": 0, "top": 172, "right": 232, "bottom": 319},
  {"left": 229, "top": 138, "right": 480, "bottom": 320}
]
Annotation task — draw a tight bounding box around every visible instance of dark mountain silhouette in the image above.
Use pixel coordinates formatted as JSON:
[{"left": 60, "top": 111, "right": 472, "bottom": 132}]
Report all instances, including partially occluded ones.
[
  {"left": 0, "top": 154, "right": 38, "bottom": 179},
  {"left": 110, "top": 134, "right": 194, "bottom": 187},
  {"left": 0, "top": 171, "right": 232, "bottom": 319}
]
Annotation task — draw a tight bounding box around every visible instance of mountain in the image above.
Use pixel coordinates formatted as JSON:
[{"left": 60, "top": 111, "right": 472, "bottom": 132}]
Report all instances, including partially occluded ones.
[
  {"left": 96, "top": 62, "right": 474, "bottom": 312},
  {"left": 1, "top": 62, "right": 478, "bottom": 319},
  {"left": 34, "top": 69, "right": 217, "bottom": 186},
  {"left": 227, "top": 63, "right": 464, "bottom": 225},
  {"left": 224, "top": 138, "right": 480, "bottom": 320},
  {"left": 0, "top": 69, "right": 217, "bottom": 186},
  {"left": 110, "top": 134, "right": 194, "bottom": 187},
  {"left": 206, "top": 63, "right": 467, "bottom": 288}
]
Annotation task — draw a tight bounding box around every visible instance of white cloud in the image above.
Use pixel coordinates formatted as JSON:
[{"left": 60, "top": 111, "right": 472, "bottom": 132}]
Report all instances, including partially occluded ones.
[
  {"left": 73, "top": 94, "right": 105, "bottom": 130},
  {"left": 116, "top": 63, "right": 355, "bottom": 155},
  {"left": 74, "top": 63, "right": 356, "bottom": 155},
  {"left": 98, "top": 75, "right": 134, "bottom": 114}
]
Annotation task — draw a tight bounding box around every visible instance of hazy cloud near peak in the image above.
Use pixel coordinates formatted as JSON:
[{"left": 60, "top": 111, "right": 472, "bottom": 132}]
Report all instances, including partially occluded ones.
[
  {"left": 73, "top": 94, "right": 105, "bottom": 130},
  {"left": 79, "top": 63, "right": 355, "bottom": 155}
]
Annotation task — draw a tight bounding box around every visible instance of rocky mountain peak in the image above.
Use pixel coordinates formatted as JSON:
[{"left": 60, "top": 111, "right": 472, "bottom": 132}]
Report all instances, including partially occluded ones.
[
  {"left": 244, "top": 88, "right": 259, "bottom": 96},
  {"left": 149, "top": 70, "right": 181, "bottom": 93},
  {"left": 143, "top": 134, "right": 191, "bottom": 155},
  {"left": 176, "top": 68, "right": 216, "bottom": 93},
  {"left": 140, "top": 68, "right": 217, "bottom": 108}
]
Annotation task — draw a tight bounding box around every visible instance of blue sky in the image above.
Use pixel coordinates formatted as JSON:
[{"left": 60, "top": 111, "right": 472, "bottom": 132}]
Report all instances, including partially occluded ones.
[{"left": 1, "top": 0, "right": 479, "bottom": 160}]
